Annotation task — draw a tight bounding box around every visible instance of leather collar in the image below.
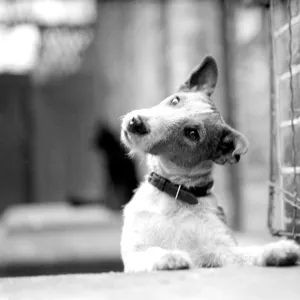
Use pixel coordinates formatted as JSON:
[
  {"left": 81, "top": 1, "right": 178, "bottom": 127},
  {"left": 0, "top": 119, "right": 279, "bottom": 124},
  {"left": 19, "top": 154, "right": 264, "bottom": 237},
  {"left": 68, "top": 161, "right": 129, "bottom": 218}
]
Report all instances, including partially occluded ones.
[{"left": 148, "top": 172, "right": 213, "bottom": 205}]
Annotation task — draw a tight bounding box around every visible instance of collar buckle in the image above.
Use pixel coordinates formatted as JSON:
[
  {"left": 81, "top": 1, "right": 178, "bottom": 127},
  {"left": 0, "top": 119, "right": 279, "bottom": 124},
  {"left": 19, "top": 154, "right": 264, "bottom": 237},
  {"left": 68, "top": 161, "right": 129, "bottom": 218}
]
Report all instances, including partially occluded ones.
[
  {"left": 175, "top": 184, "right": 182, "bottom": 201},
  {"left": 148, "top": 172, "right": 212, "bottom": 205}
]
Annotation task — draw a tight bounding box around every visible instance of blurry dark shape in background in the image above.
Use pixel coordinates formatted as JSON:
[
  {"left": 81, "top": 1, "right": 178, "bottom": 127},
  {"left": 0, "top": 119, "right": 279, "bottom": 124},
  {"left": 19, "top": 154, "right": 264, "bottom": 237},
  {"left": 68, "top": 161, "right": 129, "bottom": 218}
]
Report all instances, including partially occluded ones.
[
  {"left": 68, "top": 124, "right": 139, "bottom": 211},
  {"left": 93, "top": 124, "right": 139, "bottom": 210}
]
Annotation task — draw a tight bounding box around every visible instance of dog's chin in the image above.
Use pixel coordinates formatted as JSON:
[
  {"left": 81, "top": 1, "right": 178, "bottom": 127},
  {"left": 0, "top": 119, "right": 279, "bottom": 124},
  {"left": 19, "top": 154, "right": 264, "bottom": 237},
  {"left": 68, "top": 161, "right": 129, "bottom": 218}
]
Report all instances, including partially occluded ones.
[{"left": 121, "top": 129, "right": 152, "bottom": 154}]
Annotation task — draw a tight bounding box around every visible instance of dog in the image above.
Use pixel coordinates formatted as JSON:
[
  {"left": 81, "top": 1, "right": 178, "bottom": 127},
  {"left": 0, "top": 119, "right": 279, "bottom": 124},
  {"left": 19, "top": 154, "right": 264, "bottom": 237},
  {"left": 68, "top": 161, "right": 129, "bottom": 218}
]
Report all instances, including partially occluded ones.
[{"left": 120, "top": 56, "right": 300, "bottom": 272}]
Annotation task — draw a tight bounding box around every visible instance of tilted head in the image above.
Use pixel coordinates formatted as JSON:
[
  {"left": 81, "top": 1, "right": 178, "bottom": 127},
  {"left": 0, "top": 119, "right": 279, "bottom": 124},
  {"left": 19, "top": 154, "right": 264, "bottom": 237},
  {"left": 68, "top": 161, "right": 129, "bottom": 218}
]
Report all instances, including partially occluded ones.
[{"left": 121, "top": 56, "right": 248, "bottom": 180}]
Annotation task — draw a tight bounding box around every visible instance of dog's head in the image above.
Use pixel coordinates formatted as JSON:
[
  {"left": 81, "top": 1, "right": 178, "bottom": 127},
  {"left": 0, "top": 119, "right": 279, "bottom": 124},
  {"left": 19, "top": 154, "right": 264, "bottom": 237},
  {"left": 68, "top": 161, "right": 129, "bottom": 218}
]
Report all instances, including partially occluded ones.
[{"left": 121, "top": 56, "right": 248, "bottom": 169}]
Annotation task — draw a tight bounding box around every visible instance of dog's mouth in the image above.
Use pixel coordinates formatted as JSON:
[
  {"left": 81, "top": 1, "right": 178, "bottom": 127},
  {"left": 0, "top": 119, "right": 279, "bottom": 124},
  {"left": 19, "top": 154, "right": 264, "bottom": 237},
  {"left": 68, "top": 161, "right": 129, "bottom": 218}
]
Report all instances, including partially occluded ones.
[
  {"left": 122, "top": 115, "right": 150, "bottom": 141},
  {"left": 123, "top": 130, "right": 131, "bottom": 143},
  {"left": 122, "top": 126, "right": 150, "bottom": 142},
  {"left": 127, "top": 116, "right": 150, "bottom": 135},
  {"left": 121, "top": 113, "right": 155, "bottom": 153}
]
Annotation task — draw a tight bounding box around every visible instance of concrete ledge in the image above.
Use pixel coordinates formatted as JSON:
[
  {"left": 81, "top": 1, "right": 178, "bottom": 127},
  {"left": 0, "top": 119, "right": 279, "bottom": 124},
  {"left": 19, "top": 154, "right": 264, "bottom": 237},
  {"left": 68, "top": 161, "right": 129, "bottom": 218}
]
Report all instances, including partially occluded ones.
[
  {"left": 1, "top": 203, "right": 122, "bottom": 233},
  {"left": 1, "top": 266, "right": 300, "bottom": 300}
]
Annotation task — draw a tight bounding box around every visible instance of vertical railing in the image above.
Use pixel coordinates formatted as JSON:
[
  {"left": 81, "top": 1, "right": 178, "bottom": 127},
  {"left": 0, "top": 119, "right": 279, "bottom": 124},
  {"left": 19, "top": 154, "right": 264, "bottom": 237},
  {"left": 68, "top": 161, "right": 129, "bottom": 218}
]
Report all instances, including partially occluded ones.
[
  {"left": 268, "top": 0, "right": 300, "bottom": 240},
  {"left": 268, "top": 0, "right": 277, "bottom": 235},
  {"left": 220, "top": 0, "right": 242, "bottom": 231},
  {"left": 20, "top": 76, "right": 35, "bottom": 204}
]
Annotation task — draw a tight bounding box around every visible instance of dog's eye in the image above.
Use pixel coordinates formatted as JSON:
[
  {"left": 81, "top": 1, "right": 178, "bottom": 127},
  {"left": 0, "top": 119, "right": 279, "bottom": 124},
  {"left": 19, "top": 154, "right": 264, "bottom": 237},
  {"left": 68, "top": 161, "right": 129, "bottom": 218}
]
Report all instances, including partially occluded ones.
[
  {"left": 170, "top": 96, "right": 180, "bottom": 106},
  {"left": 184, "top": 128, "right": 199, "bottom": 141}
]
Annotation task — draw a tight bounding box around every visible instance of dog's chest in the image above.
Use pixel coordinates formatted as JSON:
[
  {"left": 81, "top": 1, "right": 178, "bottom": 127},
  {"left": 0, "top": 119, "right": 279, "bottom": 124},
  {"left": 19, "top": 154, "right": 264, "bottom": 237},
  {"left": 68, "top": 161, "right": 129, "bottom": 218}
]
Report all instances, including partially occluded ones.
[{"left": 123, "top": 182, "right": 223, "bottom": 252}]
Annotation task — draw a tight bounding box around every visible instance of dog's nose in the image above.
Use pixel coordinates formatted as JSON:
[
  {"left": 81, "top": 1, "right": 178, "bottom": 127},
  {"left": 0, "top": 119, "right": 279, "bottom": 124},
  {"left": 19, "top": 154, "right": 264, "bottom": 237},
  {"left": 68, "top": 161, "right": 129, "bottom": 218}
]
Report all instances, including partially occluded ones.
[{"left": 127, "top": 116, "right": 149, "bottom": 135}]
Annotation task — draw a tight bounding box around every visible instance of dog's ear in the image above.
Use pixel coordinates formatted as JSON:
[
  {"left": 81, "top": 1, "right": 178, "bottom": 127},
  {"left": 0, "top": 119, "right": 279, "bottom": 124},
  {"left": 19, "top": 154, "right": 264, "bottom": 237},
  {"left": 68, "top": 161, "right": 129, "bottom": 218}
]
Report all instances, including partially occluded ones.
[
  {"left": 212, "top": 125, "right": 249, "bottom": 165},
  {"left": 179, "top": 56, "right": 218, "bottom": 96}
]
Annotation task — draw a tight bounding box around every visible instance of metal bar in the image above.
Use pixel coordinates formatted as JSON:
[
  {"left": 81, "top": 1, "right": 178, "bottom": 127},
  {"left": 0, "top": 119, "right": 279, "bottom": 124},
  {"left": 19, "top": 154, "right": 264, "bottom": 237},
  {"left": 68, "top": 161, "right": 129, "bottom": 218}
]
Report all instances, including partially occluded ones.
[
  {"left": 274, "top": 13, "right": 300, "bottom": 38},
  {"left": 269, "top": 181, "right": 300, "bottom": 207},
  {"left": 278, "top": 64, "right": 300, "bottom": 80},
  {"left": 268, "top": 0, "right": 277, "bottom": 235},
  {"left": 280, "top": 117, "right": 300, "bottom": 128},
  {"left": 281, "top": 166, "right": 300, "bottom": 174},
  {"left": 285, "top": 216, "right": 300, "bottom": 224},
  {"left": 287, "top": 0, "right": 299, "bottom": 238},
  {"left": 283, "top": 196, "right": 300, "bottom": 211}
]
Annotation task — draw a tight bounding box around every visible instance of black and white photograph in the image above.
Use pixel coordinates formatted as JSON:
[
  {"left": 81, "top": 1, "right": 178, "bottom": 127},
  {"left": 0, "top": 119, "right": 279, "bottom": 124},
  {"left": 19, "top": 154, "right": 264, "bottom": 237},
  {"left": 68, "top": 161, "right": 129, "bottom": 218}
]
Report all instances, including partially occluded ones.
[{"left": 0, "top": 0, "right": 299, "bottom": 299}]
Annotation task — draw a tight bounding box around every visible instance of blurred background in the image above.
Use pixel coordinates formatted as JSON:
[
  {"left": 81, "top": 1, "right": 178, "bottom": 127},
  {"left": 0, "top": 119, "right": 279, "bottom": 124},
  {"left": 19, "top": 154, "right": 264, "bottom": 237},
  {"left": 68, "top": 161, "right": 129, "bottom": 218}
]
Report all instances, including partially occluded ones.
[{"left": 0, "top": 0, "right": 273, "bottom": 277}]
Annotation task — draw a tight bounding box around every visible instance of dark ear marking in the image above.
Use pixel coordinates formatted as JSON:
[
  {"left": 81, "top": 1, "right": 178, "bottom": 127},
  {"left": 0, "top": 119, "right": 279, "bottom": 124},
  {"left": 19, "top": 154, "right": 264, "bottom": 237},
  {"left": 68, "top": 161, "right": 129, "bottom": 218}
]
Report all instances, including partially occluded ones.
[
  {"left": 213, "top": 125, "right": 249, "bottom": 165},
  {"left": 179, "top": 56, "right": 218, "bottom": 96}
]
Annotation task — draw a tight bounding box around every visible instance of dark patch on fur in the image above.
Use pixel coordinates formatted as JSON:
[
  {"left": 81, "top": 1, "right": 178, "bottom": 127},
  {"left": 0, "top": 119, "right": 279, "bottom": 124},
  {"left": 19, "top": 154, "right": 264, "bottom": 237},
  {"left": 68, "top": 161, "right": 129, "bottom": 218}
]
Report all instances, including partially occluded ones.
[
  {"left": 147, "top": 112, "right": 245, "bottom": 169},
  {"left": 179, "top": 56, "right": 218, "bottom": 96},
  {"left": 265, "top": 252, "right": 299, "bottom": 267}
]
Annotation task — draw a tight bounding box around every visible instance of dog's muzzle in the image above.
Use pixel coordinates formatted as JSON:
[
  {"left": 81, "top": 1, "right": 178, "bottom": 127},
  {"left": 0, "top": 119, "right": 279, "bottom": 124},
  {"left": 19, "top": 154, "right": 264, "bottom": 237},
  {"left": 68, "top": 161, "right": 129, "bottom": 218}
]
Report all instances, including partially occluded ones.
[{"left": 127, "top": 116, "right": 150, "bottom": 135}]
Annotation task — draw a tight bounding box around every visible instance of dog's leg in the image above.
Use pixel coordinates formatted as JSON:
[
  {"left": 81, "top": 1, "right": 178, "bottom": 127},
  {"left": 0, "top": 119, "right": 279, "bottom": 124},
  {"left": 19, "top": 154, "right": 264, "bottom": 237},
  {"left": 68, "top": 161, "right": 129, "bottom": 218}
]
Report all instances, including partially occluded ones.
[
  {"left": 229, "top": 240, "right": 300, "bottom": 266},
  {"left": 123, "top": 247, "right": 193, "bottom": 272}
]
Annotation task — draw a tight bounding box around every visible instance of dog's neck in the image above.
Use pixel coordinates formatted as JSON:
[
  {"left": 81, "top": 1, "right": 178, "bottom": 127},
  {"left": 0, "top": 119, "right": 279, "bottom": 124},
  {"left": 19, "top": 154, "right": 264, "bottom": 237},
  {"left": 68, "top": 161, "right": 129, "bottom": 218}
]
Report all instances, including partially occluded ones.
[{"left": 147, "top": 155, "right": 213, "bottom": 188}]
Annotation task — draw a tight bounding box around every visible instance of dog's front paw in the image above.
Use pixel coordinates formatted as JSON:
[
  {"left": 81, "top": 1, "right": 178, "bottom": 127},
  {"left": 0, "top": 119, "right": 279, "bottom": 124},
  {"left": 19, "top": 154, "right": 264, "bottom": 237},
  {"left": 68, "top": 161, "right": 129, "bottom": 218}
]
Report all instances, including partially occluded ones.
[
  {"left": 257, "top": 240, "right": 300, "bottom": 267},
  {"left": 152, "top": 250, "right": 192, "bottom": 271}
]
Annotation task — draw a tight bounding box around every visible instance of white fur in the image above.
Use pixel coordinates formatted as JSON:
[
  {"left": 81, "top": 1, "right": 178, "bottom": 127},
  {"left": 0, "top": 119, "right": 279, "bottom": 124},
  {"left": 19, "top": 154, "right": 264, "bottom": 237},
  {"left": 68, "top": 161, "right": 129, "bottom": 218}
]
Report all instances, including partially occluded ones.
[
  {"left": 172, "top": 92, "right": 214, "bottom": 114},
  {"left": 121, "top": 156, "right": 300, "bottom": 272}
]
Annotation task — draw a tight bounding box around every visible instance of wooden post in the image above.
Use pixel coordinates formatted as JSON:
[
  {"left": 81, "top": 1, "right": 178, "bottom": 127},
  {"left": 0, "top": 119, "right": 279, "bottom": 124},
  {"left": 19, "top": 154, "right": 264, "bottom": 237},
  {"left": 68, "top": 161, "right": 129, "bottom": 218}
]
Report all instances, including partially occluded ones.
[
  {"left": 220, "top": 0, "right": 243, "bottom": 231},
  {"left": 20, "top": 75, "right": 35, "bottom": 204}
]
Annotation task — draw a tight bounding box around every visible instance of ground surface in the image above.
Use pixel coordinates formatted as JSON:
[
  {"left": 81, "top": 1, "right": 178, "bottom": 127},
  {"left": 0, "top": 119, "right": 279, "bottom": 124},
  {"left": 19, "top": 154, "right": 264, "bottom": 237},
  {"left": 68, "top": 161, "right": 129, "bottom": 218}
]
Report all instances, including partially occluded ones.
[{"left": 1, "top": 266, "right": 300, "bottom": 300}]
